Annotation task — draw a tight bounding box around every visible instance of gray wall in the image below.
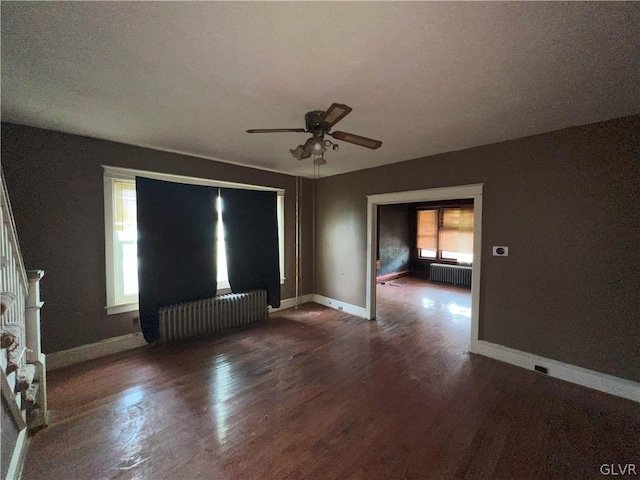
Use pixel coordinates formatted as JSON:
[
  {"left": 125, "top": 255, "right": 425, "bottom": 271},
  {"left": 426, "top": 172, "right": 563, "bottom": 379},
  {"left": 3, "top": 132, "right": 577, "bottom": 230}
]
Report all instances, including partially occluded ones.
[
  {"left": 315, "top": 115, "right": 640, "bottom": 382},
  {"left": 2, "top": 123, "right": 314, "bottom": 353},
  {"left": 377, "top": 204, "right": 412, "bottom": 276}
]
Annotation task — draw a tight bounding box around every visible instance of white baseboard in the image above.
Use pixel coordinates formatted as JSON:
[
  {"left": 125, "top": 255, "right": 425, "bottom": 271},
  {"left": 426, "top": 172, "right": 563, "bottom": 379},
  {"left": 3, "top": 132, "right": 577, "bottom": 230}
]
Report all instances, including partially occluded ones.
[
  {"left": 269, "top": 294, "right": 314, "bottom": 313},
  {"left": 312, "top": 294, "right": 369, "bottom": 319},
  {"left": 473, "top": 340, "right": 640, "bottom": 403},
  {"left": 46, "top": 332, "right": 147, "bottom": 371}
]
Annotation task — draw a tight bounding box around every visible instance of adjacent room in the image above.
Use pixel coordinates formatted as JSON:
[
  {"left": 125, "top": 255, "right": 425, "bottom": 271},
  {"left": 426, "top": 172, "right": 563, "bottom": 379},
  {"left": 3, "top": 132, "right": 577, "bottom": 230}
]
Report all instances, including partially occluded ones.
[
  {"left": 1, "top": 2, "right": 639, "bottom": 479},
  {"left": 376, "top": 200, "right": 474, "bottom": 347}
]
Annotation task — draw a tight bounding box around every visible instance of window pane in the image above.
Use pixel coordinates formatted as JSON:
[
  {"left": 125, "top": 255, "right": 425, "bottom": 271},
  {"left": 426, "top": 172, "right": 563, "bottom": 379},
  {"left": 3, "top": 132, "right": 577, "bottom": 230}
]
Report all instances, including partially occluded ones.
[
  {"left": 419, "top": 248, "right": 436, "bottom": 258},
  {"left": 114, "top": 180, "right": 137, "bottom": 233},
  {"left": 439, "top": 207, "right": 473, "bottom": 254},
  {"left": 216, "top": 195, "right": 229, "bottom": 284},
  {"left": 122, "top": 242, "right": 139, "bottom": 295},
  {"left": 113, "top": 180, "right": 138, "bottom": 304},
  {"left": 441, "top": 208, "right": 473, "bottom": 230},
  {"left": 442, "top": 251, "right": 473, "bottom": 263},
  {"left": 417, "top": 210, "right": 437, "bottom": 250},
  {"left": 277, "top": 194, "right": 284, "bottom": 281}
]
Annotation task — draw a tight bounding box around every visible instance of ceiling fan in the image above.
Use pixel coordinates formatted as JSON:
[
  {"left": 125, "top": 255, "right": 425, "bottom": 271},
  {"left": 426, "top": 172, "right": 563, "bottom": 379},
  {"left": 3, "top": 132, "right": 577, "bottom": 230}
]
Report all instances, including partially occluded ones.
[{"left": 247, "top": 103, "right": 382, "bottom": 165}]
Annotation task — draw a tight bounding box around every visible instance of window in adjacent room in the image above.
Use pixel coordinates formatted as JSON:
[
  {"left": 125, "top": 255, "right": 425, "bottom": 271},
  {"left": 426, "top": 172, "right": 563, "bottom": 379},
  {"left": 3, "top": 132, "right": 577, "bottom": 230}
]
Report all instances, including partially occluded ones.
[
  {"left": 417, "top": 209, "right": 438, "bottom": 259},
  {"left": 104, "top": 167, "right": 285, "bottom": 315},
  {"left": 416, "top": 206, "right": 474, "bottom": 264}
]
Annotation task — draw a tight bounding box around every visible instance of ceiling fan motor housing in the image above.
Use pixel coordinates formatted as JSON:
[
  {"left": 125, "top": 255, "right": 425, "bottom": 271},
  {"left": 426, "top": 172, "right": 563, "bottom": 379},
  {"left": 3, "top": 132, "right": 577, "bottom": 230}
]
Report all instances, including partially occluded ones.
[{"left": 305, "top": 111, "right": 329, "bottom": 133}]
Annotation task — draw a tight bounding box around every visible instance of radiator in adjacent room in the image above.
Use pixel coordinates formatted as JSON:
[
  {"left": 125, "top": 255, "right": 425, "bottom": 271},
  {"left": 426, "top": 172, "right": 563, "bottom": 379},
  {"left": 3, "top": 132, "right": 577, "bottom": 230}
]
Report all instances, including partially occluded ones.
[
  {"left": 429, "top": 264, "right": 472, "bottom": 287},
  {"left": 158, "top": 289, "right": 268, "bottom": 343}
]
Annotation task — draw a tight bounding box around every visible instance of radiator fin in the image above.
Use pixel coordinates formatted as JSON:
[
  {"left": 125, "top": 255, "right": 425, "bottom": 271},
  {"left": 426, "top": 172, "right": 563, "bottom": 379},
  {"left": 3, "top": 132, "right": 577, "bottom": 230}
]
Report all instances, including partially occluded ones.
[
  {"left": 430, "top": 264, "right": 472, "bottom": 287},
  {"left": 158, "top": 290, "right": 268, "bottom": 344}
]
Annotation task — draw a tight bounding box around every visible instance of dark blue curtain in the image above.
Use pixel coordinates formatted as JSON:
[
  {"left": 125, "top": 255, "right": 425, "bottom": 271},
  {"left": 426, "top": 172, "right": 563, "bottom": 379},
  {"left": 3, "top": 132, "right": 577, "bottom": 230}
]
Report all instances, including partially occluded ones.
[
  {"left": 136, "top": 177, "right": 218, "bottom": 343},
  {"left": 220, "top": 188, "right": 281, "bottom": 308}
]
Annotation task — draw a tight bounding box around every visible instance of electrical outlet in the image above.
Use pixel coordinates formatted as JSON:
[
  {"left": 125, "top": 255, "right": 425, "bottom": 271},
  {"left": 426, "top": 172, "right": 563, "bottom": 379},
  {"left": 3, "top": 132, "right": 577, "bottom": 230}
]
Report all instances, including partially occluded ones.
[
  {"left": 493, "top": 246, "right": 509, "bottom": 256},
  {"left": 534, "top": 365, "right": 548, "bottom": 374},
  {"left": 338, "top": 306, "right": 343, "bottom": 311}
]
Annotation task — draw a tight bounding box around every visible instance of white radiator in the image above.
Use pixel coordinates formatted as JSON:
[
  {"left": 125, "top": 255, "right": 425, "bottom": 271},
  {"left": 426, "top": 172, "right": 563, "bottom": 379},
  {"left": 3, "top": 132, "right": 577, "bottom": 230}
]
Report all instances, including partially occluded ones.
[
  {"left": 158, "top": 290, "right": 268, "bottom": 343},
  {"left": 430, "top": 263, "right": 472, "bottom": 287}
]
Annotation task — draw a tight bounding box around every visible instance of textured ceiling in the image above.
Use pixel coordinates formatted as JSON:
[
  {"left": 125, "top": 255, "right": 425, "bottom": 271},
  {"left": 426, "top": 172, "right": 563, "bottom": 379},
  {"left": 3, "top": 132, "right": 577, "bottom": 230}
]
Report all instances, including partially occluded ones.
[{"left": 2, "top": 2, "right": 639, "bottom": 178}]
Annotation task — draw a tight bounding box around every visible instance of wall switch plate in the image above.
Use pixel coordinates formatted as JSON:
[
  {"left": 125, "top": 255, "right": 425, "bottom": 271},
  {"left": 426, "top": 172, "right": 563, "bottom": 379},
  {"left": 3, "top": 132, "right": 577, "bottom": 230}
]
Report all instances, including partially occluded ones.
[{"left": 493, "top": 246, "right": 509, "bottom": 256}]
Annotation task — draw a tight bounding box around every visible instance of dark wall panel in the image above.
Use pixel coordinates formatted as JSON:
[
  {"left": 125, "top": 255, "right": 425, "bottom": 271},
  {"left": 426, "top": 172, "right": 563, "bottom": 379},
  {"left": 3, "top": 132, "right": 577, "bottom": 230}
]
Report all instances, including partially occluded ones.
[
  {"left": 377, "top": 204, "right": 412, "bottom": 276},
  {"left": 315, "top": 115, "right": 640, "bottom": 382}
]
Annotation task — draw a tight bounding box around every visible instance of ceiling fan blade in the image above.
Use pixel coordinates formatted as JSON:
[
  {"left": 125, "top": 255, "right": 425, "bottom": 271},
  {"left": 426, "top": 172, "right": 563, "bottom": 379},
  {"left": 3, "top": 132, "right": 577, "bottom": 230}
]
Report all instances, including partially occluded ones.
[
  {"left": 320, "top": 103, "right": 352, "bottom": 128},
  {"left": 331, "top": 131, "right": 382, "bottom": 149},
  {"left": 246, "top": 128, "right": 306, "bottom": 133}
]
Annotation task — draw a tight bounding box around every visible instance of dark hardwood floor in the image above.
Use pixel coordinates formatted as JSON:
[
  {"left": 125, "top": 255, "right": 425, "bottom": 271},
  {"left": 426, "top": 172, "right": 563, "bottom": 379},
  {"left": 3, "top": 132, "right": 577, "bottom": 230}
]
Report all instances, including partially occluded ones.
[{"left": 22, "top": 278, "right": 639, "bottom": 479}]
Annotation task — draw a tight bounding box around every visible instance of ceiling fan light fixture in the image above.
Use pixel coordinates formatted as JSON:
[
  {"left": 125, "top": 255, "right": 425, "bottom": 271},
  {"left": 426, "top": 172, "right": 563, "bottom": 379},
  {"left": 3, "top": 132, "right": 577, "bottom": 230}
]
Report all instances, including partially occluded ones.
[
  {"left": 291, "top": 136, "right": 327, "bottom": 163},
  {"left": 313, "top": 155, "right": 327, "bottom": 166},
  {"left": 311, "top": 138, "right": 326, "bottom": 154},
  {"left": 290, "top": 145, "right": 308, "bottom": 160}
]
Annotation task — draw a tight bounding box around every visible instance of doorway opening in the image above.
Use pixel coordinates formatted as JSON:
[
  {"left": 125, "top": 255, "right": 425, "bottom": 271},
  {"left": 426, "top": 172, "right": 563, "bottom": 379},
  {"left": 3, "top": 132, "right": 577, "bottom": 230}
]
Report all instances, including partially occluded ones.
[{"left": 365, "top": 184, "right": 483, "bottom": 352}]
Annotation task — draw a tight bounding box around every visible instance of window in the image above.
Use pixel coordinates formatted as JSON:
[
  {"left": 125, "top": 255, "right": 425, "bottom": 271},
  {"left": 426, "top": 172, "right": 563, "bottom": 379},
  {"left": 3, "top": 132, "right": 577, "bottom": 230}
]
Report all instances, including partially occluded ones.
[
  {"left": 416, "top": 207, "right": 473, "bottom": 264},
  {"left": 110, "top": 180, "right": 138, "bottom": 308},
  {"left": 215, "top": 193, "right": 228, "bottom": 286},
  {"left": 417, "top": 209, "right": 438, "bottom": 259},
  {"left": 104, "top": 166, "right": 285, "bottom": 315}
]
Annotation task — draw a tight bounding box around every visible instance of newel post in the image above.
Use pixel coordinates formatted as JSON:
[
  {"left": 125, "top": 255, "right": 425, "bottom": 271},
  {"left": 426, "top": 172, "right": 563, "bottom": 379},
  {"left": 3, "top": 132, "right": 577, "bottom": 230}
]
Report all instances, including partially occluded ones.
[
  {"left": 25, "top": 269, "right": 48, "bottom": 427},
  {"left": 25, "top": 270, "right": 44, "bottom": 361}
]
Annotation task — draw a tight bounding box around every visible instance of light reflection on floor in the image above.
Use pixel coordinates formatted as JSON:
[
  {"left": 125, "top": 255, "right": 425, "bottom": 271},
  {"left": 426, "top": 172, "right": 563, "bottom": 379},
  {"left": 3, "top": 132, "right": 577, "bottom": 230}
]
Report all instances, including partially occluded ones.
[
  {"left": 209, "top": 357, "right": 232, "bottom": 442},
  {"left": 115, "top": 385, "right": 146, "bottom": 408},
  {"left": 446, "top": 302, "right": 471, "bottom": 319},
  {"left": 421, "top": 295, "right": 471, "bottom": 326},
  {"left": 421, "top": 298, "right": 435, "bottom": 309},
  {"left": 111, "top": 386, "right": 150, "bottom": 475}
]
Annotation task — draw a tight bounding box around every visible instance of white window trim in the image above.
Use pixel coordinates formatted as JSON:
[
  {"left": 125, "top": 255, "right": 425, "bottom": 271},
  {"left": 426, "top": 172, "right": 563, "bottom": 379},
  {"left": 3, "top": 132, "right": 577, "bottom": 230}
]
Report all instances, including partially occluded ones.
[{"left": 103, "top": 165, "right": 286, "bottom": 315}]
